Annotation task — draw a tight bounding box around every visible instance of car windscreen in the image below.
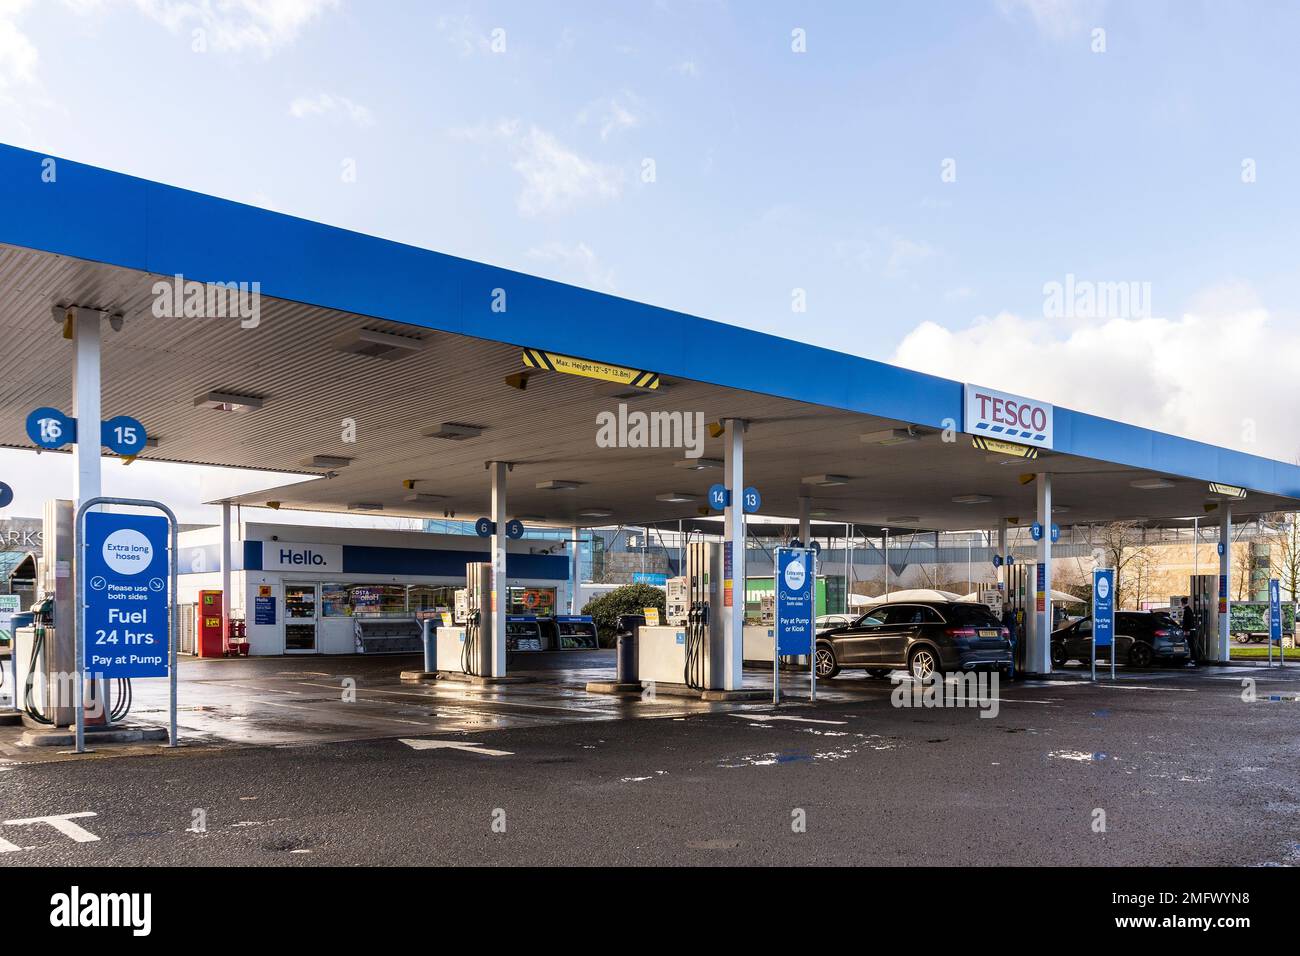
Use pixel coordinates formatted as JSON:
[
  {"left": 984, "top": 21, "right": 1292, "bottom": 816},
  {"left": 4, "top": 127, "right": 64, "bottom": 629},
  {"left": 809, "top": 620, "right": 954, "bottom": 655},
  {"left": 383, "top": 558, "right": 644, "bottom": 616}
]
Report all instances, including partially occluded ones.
[{"left": 945, "top": 604, "right": 1003, "bottom": 627}]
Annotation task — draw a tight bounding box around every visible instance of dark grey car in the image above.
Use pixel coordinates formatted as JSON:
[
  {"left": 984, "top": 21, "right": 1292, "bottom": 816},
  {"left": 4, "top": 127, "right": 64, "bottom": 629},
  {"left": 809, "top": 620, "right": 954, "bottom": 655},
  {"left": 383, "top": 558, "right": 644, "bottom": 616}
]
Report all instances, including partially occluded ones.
[{"left": 814, "top": 601, "right": 1013, "bottom": 680}]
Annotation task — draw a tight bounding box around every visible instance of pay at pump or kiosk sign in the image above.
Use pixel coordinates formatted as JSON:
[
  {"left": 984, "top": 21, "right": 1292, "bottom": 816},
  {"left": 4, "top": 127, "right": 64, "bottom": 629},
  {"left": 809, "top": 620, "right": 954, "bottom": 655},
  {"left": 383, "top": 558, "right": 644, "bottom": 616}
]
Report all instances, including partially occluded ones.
[{"left": 84, "top": 511, "right": 170, "bottom": 678}]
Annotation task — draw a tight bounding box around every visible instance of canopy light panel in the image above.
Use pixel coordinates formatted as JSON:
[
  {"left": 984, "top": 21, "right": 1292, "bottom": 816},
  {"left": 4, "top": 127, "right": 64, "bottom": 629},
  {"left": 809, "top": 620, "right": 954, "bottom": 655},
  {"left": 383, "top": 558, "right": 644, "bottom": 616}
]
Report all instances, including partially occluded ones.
[
  {"left": 195, "top": 390, "right": 264, "bottom": 413},
  {"left": 426, "top": 423, "right": 483, "bottom": 440},
  {"left": 1131, "top": 477, "right": 1176, "bottom": 490},
  {"left": 656, "top": 492, "right": 697, "bottom": 503},
  {"left": 803, "top": 474, "right": 851, "bottom": 487},
  {"left": 861, "top": 426, "right": 920, "bottom": 446}
]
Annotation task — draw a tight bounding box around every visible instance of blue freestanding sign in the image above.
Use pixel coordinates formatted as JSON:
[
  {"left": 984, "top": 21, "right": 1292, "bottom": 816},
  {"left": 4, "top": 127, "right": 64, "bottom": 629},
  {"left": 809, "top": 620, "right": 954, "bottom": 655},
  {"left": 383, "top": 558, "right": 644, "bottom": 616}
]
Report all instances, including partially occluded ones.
[
  {"left": 774, "top": 547, "right": 816, "bottom": 703},
  {"left": 84, "top": 511, "right": 171, "bottom": 678},
  {"left": 1092, "top": 567, "right": 1115, "bottom": 681},
  {"left": 776, "top": 548, "right": 815, "bottom": 656},
  {"left": 1269, "top": 579, "right": 1282, "bottom": 645}
]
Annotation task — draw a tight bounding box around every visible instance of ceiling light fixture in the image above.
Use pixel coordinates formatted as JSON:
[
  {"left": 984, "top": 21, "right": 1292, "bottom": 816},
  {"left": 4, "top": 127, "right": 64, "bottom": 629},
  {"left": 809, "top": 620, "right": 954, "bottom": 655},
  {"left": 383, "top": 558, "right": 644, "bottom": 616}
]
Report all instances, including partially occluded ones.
[
  {"left": 425, "top": 423, "right": 483, "bottom": 441},
  {"left": 951, "top": 494, "right": 993, "bottom": 505},
  {"left": 861, "top": 426, "right": 920, "bottom": 446},
  {"left": 656, "top": 492, "right": 697, "bottom": 503},
  {"left": 403, "top": 493, "right": 446, "bottom": 504},
  {"left": 578, "top": 508, "right": 614, "bottom": 519},
  {"left": 347, "top": 502, "right": 384, "bottom": 511},
  {"left": 303, "top": 455, "right": 353, "bottom": 469},
  {"left": 195, "top": 390, "right": 264, "bottom": 413},
  {"left": 1130, "top": 478, "right": 1175, "bottom": 490},
  {"left": 536, "top": 480, "right": 582, "bottom": 491},
  {"left": 802, "top": 474, "right": 851, "bottom": 487},
  {"left": 674, "top": 458, "right": 723, "bottom": 470}
]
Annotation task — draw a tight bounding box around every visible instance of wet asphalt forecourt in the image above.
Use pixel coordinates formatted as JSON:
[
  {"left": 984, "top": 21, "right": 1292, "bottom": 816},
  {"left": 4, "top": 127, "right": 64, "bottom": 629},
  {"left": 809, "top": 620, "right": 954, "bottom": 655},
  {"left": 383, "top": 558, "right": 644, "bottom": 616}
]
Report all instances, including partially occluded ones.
[{"left": 0, "top": 652, "right": 1297, "bottom": 866}]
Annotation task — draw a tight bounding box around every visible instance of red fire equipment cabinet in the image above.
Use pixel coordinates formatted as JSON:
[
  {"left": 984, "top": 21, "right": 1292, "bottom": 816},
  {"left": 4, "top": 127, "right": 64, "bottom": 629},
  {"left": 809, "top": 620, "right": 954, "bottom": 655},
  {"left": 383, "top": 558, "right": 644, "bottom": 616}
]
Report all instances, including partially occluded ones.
[{"left": 196, "top": 590, "right": 225, "bottom": 658}]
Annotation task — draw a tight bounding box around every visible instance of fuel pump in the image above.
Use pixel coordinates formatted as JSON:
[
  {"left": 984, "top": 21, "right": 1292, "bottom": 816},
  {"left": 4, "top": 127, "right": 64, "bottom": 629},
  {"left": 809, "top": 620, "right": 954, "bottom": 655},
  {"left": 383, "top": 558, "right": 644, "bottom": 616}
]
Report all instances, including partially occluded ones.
[
  {"left": 1190, "top": 574, "right": 1220, "bottom": 662},
  {"left": 460, "top": 562, "right": 494, "bottom": 676},
  {"left": 683, "top": 540, "right": 722, "bottom": 689},
  {"left": 1005, "top": 561, "right": 1030, "bottom": 673}
]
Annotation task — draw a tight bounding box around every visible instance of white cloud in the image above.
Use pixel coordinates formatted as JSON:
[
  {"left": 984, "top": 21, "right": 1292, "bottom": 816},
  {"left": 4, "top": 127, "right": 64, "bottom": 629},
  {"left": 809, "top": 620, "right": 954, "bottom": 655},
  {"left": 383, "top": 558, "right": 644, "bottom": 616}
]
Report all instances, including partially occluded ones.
[
  {"left": 526, "top": 241, "right": 616, "bottom": 292},
  {"left": 577, "top": 93, "right": 641, "bottom": 141},
  {"left": 674, "top": 60, "right": 699, "bottom": 77},
  {"left": 0, "top": 0, "right": 38, "bottom": 90},
  {"left": 289, "top": 92, "right": 374, "bottom": 126},
  {"left": 72, "top": 0, "right": 337, "bottom": 55},
  {"left": 436, "top": 12, "right": 489, "bottom": 56},
  {"left": 885, "top": 236, "right": 936, "bottom": 276},
  {"left": 454, "top": 120, "right": 623, "bottom": 217},
  {"left": 996, "top": 0, "right": 1104, "bottom": 39},
  {"left": 890, "top": 283, "right": 1300, "bottom": 462}
]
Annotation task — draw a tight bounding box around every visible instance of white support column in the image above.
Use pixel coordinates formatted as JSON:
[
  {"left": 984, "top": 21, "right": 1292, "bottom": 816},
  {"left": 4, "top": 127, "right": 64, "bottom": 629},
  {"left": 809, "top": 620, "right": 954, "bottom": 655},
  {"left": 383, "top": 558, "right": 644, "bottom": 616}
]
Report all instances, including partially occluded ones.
[
  {"left": 490, "top": 461, "right": 508, "bottom": 677},
  {"left": 1218, "top": 505, "right": 1232, "bottom": 662},
  {"left": 997, "top": 518, "right": 1009, "bottom": 593},
  {"left": 569, "top": 525, "right": 581, "bottom": 614},
  {"left": 72, "top": 311, "right": 102, "bottom": 508},
  {"left": 1032, "top": 473, "right": 1053, "bottom": 675},
  {"left": 722, "top": 419, "right": 746, "bottom": 691},
  {"left": 221, "top": 501, "right": 232, "bottom": 648},
  {"left": 797, "top": 495, "right": 811, "bottom": 546}
]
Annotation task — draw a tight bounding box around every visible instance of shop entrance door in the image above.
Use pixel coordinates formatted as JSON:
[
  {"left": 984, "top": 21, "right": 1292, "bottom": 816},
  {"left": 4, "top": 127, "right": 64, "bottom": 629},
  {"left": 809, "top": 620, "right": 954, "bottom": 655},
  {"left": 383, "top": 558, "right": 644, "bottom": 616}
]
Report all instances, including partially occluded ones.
[{"left": 284, "top": 583, "right": 319, "bottom": 653}]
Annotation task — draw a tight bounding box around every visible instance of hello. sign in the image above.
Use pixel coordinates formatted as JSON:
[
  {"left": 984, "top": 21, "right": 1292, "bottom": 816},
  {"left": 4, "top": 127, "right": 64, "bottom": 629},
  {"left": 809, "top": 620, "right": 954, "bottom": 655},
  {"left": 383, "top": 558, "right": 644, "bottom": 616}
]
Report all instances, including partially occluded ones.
[{"left": 963, "top": 384, "right": 1054, "bottom": 450}]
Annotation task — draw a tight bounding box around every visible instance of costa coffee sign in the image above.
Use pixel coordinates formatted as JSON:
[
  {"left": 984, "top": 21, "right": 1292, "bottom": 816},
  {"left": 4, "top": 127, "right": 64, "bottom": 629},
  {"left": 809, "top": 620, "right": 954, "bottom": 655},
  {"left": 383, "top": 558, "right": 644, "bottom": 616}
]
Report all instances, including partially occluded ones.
[{"left": 963, "top": 384, "right": 1054, "bottom": 450}]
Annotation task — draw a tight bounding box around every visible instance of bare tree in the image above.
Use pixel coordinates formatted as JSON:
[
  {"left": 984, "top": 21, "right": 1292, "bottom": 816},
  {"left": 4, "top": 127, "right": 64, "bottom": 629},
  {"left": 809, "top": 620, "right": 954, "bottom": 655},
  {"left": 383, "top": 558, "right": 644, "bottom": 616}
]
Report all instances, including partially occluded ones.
[
  {"left": 1095, "top": 522, "right": 1156, "bottom": 609},
  {"left": 1257, "top": 512, "right": 1300, "bottom": 601}
]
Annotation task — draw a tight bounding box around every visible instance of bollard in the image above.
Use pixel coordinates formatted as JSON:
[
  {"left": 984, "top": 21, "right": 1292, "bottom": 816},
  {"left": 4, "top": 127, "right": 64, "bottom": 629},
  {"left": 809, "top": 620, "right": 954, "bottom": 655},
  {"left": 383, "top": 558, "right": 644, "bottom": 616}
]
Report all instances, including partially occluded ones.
[
  {"left": 421, "top": 618, "right": 437, "bottom": 673},
  {"left": 615, "top": 614, "right": 644, "bottom": 684}
]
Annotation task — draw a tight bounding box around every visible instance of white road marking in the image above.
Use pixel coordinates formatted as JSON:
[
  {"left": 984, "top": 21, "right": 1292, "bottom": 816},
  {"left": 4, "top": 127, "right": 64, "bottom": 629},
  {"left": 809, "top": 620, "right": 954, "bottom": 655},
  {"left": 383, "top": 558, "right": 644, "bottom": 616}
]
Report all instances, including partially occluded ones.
[
  {"left": 731, "top": 713, "right": 847, "bottom": 725},
  {"left": 399, "top": 738, "right": 514, "bottom": 757},
  {"left": 1, "top": 811, "right": 100, "bottom": 851}
]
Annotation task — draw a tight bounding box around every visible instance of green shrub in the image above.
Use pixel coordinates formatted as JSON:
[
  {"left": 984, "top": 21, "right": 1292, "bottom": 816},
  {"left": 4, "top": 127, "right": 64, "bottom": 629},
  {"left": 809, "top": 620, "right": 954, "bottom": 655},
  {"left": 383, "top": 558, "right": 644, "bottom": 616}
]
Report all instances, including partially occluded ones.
[{"left": 581, "top": 584, "right": 667, "bottom": 647}]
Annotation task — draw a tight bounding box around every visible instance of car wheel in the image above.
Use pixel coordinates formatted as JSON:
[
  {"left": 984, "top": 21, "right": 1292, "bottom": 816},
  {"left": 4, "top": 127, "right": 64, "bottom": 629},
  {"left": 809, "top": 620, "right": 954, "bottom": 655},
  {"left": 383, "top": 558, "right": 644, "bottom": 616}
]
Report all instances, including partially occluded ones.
[
  {"left": 1128, "top": 642, "right": 1153, "bottom": 668},
  {"left": 908, "top": 647, "right": 939, "bottom": 682},
  {"left": 1050, "top": 644, "right": 1067, "bottom": 667},
  {"left": 814, "top": 643, "right": 840, "bottom": 679},
  {"left": 866, "top": 668, "right": 891, "bottom": 679}
]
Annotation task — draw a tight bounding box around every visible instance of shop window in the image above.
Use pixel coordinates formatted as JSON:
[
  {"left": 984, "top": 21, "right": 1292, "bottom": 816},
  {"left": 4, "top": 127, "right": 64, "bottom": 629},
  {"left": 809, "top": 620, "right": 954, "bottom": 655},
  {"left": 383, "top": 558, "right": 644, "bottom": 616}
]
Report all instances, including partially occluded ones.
[
  {"left": 349, "top": 584, "right": 407, "bottom": 617},
  {"left": 321, "top": 584, "right": 353, "bottom": 617},
  {"left": 508, "top": 587, "right": 556, "bottom": 616}
]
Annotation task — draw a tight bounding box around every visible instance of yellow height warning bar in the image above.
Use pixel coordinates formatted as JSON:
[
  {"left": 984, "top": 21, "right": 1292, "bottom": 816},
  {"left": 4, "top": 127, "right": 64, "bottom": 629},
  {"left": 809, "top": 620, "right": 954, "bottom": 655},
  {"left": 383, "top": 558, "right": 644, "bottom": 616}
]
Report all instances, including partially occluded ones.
[
  {"left": 522, "top": 348, "right": 660, "bottom": 390},
  {"left": 972, "top": 436, "right": 1039, "bottom": 460}
]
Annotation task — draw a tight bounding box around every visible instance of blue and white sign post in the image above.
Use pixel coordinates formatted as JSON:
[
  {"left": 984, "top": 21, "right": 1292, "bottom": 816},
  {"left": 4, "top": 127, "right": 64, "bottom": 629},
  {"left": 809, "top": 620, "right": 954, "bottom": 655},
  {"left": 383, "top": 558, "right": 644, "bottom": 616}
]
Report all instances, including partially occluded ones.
[
  {"left": 1092, "top": 567, "right": 1115, "bottom": 682},
  {"left": 775, "top": 546, "right": 816, "bottom": 704},
  {"left": 76, "top": 498, "right": 178, "bottom": 753},
  {"left": 1268, "top": 578, "right": 1282, "bottom": 667}
]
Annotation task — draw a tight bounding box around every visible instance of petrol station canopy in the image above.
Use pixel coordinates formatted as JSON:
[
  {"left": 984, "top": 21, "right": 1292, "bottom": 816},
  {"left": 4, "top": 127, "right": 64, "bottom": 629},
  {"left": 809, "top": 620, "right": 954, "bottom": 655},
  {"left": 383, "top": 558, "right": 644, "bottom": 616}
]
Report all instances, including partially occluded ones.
[{"left": 2, "top": 142, "right": 1299, "bottom": 532}]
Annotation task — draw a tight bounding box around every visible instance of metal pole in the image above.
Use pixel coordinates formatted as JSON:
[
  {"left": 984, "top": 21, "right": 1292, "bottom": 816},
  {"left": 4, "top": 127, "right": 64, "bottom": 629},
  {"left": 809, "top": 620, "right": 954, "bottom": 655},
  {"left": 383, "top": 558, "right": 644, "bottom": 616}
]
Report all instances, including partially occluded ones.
[
  {"left": 884, "top": 528, "right": 890, "bottom": 597},
  {"left": 810, "top": 549, "right": 817, "bottom": 702}
]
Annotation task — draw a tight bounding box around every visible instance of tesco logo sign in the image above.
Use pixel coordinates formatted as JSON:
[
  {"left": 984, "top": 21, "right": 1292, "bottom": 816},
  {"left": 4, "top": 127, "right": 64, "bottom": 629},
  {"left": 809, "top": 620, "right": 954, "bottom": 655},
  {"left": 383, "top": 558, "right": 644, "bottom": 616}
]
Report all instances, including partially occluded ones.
[{"left": 963, "top": 384, "right": 1054, "bottom": 449}]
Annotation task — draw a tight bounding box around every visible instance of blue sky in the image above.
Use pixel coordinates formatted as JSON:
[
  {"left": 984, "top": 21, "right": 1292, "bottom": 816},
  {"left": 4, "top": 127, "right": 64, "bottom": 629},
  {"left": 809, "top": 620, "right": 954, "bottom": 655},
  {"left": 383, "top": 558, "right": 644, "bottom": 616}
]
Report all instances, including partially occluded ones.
[{"left": 2, "top": 0, "right": 1299, "bottom": 518}]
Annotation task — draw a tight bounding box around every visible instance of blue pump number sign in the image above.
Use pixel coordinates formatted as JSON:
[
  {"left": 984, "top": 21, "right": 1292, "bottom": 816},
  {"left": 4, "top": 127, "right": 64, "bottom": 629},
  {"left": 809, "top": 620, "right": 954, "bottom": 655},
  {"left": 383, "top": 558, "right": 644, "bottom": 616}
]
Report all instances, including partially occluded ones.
[
  {"left": 1269, "top": 579, "right": 1282, "bottom": 645},
  {"left": 84, "top": 511, "right": 171, "bottom": 678}
]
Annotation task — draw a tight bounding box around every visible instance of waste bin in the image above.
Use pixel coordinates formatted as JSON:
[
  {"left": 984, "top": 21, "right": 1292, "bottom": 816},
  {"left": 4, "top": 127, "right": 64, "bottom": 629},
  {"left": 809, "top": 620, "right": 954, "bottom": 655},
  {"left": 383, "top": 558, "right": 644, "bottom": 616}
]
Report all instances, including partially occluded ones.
[{"left": 615, "top": 614, "right": 644, "bottom": 684}]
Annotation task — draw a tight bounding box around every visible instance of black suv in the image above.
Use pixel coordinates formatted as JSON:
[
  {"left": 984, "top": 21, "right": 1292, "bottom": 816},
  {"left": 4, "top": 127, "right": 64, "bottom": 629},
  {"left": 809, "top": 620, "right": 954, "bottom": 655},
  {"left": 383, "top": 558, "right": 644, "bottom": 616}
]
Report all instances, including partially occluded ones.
[
  {"left": 1051, "top": 610, "right": 1189, "bottom": 668},
  {"left": 814, "top": 601, "right": 1013, "bottom": 680}
]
